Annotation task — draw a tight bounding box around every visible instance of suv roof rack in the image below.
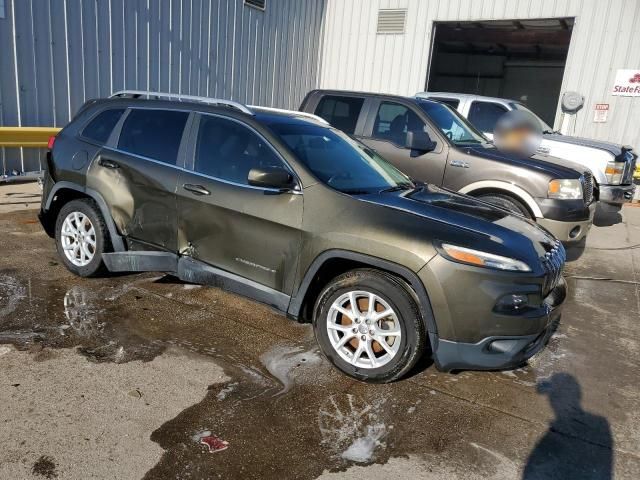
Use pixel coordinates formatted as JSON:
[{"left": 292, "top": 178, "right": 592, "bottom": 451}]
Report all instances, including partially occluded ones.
[
  {"left": 248, "top": 105, "right": 329, "bottom": 125},
  {"left": 109, "top": 90, "right": 254, "bottom": 116}
]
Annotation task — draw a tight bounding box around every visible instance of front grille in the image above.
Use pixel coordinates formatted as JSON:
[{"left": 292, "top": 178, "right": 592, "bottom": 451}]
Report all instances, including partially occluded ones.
[
  {"left": 541, "top": 240, "right": 566, "bottom": 296},
  {"left": 581, "top": 171, "right": 594, "bottom": 204}
]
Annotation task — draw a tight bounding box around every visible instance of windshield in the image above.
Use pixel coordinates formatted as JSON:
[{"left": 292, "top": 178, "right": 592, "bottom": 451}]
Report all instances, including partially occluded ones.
[
  {"left": 510, "top": 102, "right": 554, "bottom": 133},
  {"left": 417, "top": 100, "right": 488, "bottom": 146},
  {"left": 267, "top": 122, "right": 413, "bottom": 194}
]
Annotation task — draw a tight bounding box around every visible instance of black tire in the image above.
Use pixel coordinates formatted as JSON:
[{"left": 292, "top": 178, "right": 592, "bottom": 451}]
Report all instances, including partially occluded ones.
[
  {"left": 477, "top": 193, "right": 532, "bottom": 218},
  {"left": 313, "top": 269, "right": 426, "bottom": 383},
  {"left": 55, "top": 198, "right": 111, "bottom": 277}
]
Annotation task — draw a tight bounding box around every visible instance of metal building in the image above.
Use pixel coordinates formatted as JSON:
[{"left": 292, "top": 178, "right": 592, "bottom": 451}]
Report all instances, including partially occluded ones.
[
  {"left": 1, "top": 0, "right": 639, "bottom": 176},
  {"left": 0, "top": 0, "right": 326, "bottom": 174},
  {"left": 319, "top": 0, "right": 640, "bottom": 150}
]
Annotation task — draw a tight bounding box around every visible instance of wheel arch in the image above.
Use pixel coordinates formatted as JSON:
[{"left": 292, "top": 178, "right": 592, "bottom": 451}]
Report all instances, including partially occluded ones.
[
  {"left": 43, "top": 181, "right": 125, "bottom": 251},
  {"left": 287, "top": 250, "right": 437, "bottom": 335},
  {"left": 459, "top": 180, "right": 543, "bottom": 218}
]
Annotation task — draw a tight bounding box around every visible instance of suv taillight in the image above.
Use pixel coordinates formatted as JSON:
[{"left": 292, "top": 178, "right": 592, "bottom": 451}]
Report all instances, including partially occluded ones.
[{"left": 47, "top": 136, "right": 56, "bottom": 150}]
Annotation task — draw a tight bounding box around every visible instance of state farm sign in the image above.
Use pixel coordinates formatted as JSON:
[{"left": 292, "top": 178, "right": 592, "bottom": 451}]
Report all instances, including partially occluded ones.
[{"left": 612, "top": 69, "right": 640, "bottom": 96}]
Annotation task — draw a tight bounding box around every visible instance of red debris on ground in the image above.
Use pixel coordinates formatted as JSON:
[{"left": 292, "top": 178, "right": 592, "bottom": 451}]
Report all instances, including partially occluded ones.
[{"left": 200, "top": 435, "right": 229, "bottom": 453}]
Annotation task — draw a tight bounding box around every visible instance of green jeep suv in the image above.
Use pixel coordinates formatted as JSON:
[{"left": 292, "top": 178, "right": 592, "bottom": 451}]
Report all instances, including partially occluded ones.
[{"left": 39, "top": 91, "right": 566, "bottom": 382}]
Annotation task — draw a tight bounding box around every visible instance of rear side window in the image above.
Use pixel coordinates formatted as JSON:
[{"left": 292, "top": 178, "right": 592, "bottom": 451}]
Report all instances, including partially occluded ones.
[
  {"left": 194, "top": 115, "right": 286, "bottom": 185},
  {"left": 314, "top": 95, "right": 364, "bottom": 134},
  {"left": 118, "top": 109, "right": 189, "bottom": 165},
  {"left": 467, "top": 101, "right": 508, "bottom": 134},
  {"left": 81, "top": 109, "right": 125, "bottom": 144},
  {"left": 430, "top": 97, "right": 460, "bottom": 109}
]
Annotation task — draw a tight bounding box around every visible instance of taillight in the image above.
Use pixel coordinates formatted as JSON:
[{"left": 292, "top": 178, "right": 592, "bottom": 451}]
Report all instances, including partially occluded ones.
[{"left": 47, "top": 136, "right": 56, "bottom": 150}]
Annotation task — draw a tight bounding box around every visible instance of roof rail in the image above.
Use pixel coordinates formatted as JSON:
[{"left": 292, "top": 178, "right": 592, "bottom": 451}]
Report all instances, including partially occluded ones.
[
  {"left": 109, "top": 90, "right": 254, "bottom": 115},
  {"left": 248, "top": 106, "right": 330, "bottom": 125}
]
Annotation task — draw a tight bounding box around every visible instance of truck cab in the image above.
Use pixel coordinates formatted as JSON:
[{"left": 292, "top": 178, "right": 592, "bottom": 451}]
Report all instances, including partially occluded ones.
[{"left": 416, "top": 92, "right": 637, "bottom": 212}]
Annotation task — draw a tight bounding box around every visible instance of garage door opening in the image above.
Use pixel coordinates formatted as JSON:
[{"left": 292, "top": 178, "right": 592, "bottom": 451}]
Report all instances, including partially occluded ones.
[{"left": 426, "top": 18, "right": 574, "bottom": 125}]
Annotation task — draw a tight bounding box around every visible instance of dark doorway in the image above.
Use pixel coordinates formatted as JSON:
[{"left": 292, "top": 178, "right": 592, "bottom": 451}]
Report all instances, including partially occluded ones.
[{"left": 427, "top": 18, "right": 574, "bottom": 125}]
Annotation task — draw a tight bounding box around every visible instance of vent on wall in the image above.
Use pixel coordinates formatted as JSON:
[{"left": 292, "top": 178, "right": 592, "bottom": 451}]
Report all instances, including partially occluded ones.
[
  {"left": 244, "top": 0, "right": 266, "bottom": 11},
  {"left": 377, "top": 8, "right": 407, "bottom": 34}
]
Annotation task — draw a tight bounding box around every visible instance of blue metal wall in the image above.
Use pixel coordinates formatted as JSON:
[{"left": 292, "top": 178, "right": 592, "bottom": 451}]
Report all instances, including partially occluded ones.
[{"left": 0, "top": 0, "right": 326, "bottom": 174}]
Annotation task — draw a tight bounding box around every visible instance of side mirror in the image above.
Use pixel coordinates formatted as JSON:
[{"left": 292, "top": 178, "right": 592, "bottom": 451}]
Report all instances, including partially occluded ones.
[
  {"left": 248, "top": 167, "right": 294, "bottom": 190},
  {"left": 405, "top": 131, "right": 436, "bottom": 153}
]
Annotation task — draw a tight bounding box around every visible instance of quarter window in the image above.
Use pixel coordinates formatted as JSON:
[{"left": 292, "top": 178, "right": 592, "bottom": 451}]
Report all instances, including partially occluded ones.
[
  {"left": 118, "top": 109, "right": 189, "bottom": 165},
  {"left": 314, "top": 95, "right": 364, "bottom": 134},
  {"left": 194, "top": 115, "right": 286, "bottom": 186},
  {"left": 467, "top": 101, "right": 508, "bottom": 134},
  {"left": 372, "top": 102, "right": 426, "bottom": 146},
  {"left": 82, "top": 109, "right": 125, "bottom": 144}
]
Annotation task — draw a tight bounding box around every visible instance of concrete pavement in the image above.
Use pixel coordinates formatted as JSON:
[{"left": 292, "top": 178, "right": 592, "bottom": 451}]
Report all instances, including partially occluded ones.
[{"left": 0, "top": 182, "right": 638, "bottom": 479}]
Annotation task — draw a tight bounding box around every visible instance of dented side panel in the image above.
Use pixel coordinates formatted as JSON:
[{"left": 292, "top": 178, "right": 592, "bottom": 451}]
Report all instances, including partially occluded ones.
[
  {"left": 176, "top": 170, "right": 303, "bottom": 295},
  {"left": 85, "top": 148, "right": 179, "bottom": 252}
]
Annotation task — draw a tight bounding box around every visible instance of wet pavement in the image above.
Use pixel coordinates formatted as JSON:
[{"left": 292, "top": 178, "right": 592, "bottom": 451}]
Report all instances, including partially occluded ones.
[{"left": 1, "top": 185, "right": 639, "bottom": 479}]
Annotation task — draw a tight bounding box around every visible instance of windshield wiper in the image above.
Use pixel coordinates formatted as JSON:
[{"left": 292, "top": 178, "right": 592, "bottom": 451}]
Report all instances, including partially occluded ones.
[{"left": 379, "top": 184, "right": 414, "bottom": 193}]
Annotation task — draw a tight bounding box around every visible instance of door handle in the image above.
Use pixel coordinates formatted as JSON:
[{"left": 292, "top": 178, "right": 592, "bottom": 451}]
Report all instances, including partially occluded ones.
[
  {"left": 98, "top": 158, "right": 120, "bottom": 169},
  {"left": 183, "top": 183, "right": 211, "bottom": 196},
  {"left": 449, "top": 160, "right": 470, "bottom": 168}
]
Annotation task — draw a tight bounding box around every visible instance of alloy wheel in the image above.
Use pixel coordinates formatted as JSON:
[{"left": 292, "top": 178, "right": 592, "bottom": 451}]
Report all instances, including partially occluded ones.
[
  {"left": 326, "top": 290, "right": 402, "bottom": 369},
  {"left": 60, "top": 211, "right": 97, "bottom": 267}
]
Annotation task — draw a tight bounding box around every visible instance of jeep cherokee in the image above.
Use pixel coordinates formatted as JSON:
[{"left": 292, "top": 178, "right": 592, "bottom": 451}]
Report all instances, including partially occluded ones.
[{"left": 40, "top": 91, "right": 566, "bottom": 382}]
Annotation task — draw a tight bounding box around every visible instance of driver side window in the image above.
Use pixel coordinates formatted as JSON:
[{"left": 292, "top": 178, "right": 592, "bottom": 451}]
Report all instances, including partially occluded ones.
[
  {"left": 372, "top": 102, "right": 426, "bottom": 146},
  {"left": 194, "top": 115, "right": 286, "bottom": 185}
]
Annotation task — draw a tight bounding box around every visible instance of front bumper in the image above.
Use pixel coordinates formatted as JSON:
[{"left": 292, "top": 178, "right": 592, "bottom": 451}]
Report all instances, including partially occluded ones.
[
  {"left": 598, "top": 183, "right": 636, "bottom": 210},
  {"left": 431, "top": 278, "right": 566, "bottom": 372},
  {"left": 536, "top": 202, "right": 595, "bottom": 243}
]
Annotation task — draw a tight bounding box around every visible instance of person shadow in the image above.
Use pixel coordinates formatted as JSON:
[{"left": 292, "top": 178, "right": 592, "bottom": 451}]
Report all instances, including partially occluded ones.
[{"left": 523, "top": 373, "right": 613, "bottom": 480}]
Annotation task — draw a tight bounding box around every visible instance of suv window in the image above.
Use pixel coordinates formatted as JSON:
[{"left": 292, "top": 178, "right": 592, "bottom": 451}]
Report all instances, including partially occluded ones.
[
  {"left": 372, "top": 102, "right": 426, "bottom": 146},
  {"left": 430, "top": 97, "right": 460, "bottom": 109},
  {"left": 82, "top": 108, "right": 125, "bottom": 144},
  {"left": 118, "top": 109, "right": 189, "bottom": 165},
  {"left": 194, "top": 115, "right": 286, "bottom": 185},
  {"left": 314, "top": 95, "right": 364, "bottom": 134},
  {"left": 467, "top": 101, "right": 508, "bottom": 134}
]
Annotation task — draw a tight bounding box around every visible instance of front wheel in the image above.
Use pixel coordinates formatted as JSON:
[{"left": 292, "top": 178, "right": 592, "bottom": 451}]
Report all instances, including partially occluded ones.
[
  {"left": 477, "top": 193, "right": 532, "bottom": 218},
  {"left": 313, "top": 269, "right": 426, "bottom": 383}
]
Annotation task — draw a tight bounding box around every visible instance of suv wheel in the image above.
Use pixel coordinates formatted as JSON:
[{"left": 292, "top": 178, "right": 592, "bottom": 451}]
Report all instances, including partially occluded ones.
[
  {"left": 55, "top": 199, "right": 111, "bottom": 277},
  {"left": 477, "top": 193, "right": 532, "bottom": 218},
  {"left": 313, "top": 269, "right": 426, "bottom": 383}
]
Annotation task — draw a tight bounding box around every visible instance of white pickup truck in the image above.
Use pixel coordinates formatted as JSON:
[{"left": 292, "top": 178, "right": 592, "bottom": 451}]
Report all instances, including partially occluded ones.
[{"left": 416, "top": 92, "right": 637, "bottom": 212}]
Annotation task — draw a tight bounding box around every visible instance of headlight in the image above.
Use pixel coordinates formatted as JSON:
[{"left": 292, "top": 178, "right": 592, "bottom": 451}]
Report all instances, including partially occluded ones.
[
  {"left": 548, "top": 179, "right": 582, "bottom": 199},
  {"left": 440, "top": 243, "right": 531, "bottom": 272},
  {"left": 605, "top": 161, "right": 624, "bottom": 184}
]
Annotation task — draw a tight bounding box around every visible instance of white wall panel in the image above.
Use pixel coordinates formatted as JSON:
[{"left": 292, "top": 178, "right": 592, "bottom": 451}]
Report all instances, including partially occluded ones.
[{"left": 320, "top": 0, "right": 640, "bottom": 150}]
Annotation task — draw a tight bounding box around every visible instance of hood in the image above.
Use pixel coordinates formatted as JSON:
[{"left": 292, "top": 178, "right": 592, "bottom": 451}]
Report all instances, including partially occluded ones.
[
  {"left": 543, "top": 133, "right": 632, "bottom": 158},
  {"left": 462, "top": 144, "right": 582, "bottom": 179},
  {"left": 357, "top": 184, "right": 557, "bottom": 265}
]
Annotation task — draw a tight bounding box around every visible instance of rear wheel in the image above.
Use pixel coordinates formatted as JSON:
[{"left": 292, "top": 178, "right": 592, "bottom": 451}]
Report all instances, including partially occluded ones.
[
  {"left": 477, "top": 193, "right": 532, "bottom": 218},
  {"left": 313, "top": 269, "right": 426, "bottom": 383},
  {"left": 55, "top": 199, "right": 111, "bottom": 277}
]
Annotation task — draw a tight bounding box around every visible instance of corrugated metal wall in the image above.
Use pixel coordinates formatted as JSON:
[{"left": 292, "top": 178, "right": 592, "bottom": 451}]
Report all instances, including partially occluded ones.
[
  {"left": 0, "top": 0, "right": 326, "bottom": 174},
  {"left": 319, "top": 0, "right": 640, "bottom": 150}
]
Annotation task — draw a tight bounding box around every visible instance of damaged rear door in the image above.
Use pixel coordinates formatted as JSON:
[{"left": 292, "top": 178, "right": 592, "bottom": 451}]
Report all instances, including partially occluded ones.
[
  {"left": 86, "top": 108, "right": 192, "bottom": 252},
  {"left": 176, "top": 113, "right": 303, "bottom": 294}
]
